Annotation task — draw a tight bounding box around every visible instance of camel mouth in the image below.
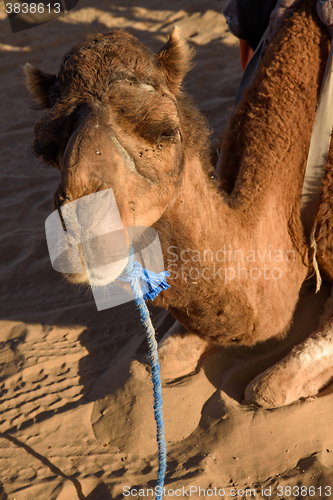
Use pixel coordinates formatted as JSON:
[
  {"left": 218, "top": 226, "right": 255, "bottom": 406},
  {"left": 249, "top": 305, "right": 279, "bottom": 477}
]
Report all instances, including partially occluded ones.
[
  {"left": 85, "top": 254, "right": 129, "bottom": 287},
  {"left": 79, "top": 227, "right": 130, "bottom": 286},
  {"left": 46, "top": 188, "right": 131, "bottom": 289},
  {"left": 61, "top": 227, "right": 130, "bottom": 287},
  {"left": 60, "top": 244, "right": 129, "bottom": 287},
  {"left": 57, "top": 244, "right": 129, "bottom": 287}
]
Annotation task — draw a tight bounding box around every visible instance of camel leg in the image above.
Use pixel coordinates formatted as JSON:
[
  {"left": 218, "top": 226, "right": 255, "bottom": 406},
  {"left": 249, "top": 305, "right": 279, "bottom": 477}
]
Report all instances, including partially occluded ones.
[
  {"left": 244, "top": 315, "right": 333, "bottom": 408},
  {"left": 157, "top": 320, "right": 211, "bottom": 380}
]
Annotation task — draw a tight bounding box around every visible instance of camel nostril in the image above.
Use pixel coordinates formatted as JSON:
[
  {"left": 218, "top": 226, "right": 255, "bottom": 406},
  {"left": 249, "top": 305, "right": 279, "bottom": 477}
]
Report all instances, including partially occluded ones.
[
  {"left": 60, "top": 195, "right": 74, "bottom": 206},
  {"left": 53, "top": 189, "right": 74, "bottom": 211}
]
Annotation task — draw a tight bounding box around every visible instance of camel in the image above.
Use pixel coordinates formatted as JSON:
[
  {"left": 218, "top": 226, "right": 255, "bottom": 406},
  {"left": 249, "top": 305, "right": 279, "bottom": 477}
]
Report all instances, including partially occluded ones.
[{"left": 25, "top": 0, "right": 333, "bottom": 408}]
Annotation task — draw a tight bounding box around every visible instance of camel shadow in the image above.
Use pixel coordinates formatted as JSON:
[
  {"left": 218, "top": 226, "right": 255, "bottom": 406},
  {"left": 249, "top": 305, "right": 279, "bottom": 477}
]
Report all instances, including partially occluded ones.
[
  {"left": 85, "top": 483, "right": 113, "bottom": 500},
  {"left": 0, "top": 432, "right": 113, "bottom": 499},
  {"left": 0, "top": 482, "right": 8, "bottom": 500}
]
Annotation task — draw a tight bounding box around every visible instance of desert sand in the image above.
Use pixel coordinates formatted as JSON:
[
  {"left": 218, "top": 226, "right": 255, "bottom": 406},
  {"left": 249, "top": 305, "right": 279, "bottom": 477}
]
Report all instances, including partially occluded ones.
[{"left": 1, "top": 1, "right": 333, "bottom": 499}]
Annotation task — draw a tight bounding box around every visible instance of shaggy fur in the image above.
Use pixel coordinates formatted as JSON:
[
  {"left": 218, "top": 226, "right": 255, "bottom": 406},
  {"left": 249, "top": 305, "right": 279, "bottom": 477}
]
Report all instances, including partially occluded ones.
[
  {"left": 25, "top": 0, "right": 333, "bottom": 406},
  {"left": 28, "top": 30, "right": 209, "bottom": 172}
]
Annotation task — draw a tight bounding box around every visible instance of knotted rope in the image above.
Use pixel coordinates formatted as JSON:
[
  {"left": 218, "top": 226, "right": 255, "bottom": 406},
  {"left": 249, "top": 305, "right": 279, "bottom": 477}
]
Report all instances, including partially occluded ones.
[{"left": 118, "top": 249, "right": 170, "bottom": 500}]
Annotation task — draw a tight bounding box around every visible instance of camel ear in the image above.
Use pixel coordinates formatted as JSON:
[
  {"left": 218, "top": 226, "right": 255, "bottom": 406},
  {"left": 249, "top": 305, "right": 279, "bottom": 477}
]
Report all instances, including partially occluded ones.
[
  {"left": 24, "top": 63, "right": 58, "bottom": 109},
  {"left": 158, "top": 27, "right": 194, "bottom": 92}
]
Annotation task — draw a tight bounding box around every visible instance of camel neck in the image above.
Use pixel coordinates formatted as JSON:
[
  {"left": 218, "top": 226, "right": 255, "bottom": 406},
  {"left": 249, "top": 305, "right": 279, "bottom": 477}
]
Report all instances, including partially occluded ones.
[
  {"left": 152, "top": 155, "right": 308, "bottom": 345},
  {"left": 155, "top": 157, "right": 238, "bottom": 256}
]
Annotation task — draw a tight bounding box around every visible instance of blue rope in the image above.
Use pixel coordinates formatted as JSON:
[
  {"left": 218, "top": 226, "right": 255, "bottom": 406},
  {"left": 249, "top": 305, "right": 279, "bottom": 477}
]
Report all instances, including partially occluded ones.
[{"left": 118, "top": 249, "right": 169, "bottom": 500}]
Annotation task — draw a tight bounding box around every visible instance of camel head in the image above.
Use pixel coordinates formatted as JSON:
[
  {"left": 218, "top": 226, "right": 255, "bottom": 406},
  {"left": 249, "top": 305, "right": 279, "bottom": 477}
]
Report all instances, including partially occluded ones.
[{"left": 25, "top": 29, "right": 210, "bottom": 286}]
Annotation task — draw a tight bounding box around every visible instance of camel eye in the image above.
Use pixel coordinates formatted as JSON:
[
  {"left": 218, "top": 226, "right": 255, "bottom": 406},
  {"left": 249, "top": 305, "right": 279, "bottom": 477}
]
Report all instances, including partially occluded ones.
[
  {"left": 137, "top": 122, "right": 179, "bottom": 144},
  {"left": 159, "top": 128, "right": 177, "bottom": 140}
]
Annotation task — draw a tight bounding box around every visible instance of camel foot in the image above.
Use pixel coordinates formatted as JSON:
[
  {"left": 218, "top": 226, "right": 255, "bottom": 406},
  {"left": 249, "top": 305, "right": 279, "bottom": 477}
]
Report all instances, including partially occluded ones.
[
  {"left": 157, "top": 320, "right": 211, "bottom": 380},
  {"left": 244, "top": 325, "right": 333, "bottom": 408}
]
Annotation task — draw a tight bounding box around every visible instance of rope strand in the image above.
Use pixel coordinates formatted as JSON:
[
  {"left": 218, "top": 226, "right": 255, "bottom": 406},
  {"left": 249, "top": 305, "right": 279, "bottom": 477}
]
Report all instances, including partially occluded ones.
[{"left": 118, "top": 250, "right": 169, "bottom": 499}]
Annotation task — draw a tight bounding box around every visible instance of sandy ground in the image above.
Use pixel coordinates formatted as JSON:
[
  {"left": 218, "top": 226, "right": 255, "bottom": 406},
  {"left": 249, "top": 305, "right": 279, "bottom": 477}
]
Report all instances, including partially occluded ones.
[{"left": 1, "top": 1, "right": 333, "bottom": 499}]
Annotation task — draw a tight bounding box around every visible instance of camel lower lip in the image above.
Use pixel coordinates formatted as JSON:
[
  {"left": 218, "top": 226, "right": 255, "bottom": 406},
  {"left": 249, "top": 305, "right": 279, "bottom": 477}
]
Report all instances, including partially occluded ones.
[{"left": 86, "top": 257, "right": 129, "bottom": 286}]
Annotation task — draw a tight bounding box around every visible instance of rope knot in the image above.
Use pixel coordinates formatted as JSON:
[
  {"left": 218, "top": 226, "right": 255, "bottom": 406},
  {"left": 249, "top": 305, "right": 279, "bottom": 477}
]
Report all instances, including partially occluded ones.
[{"left": 118, "top": 248, "right": 170, "bottom": 301}]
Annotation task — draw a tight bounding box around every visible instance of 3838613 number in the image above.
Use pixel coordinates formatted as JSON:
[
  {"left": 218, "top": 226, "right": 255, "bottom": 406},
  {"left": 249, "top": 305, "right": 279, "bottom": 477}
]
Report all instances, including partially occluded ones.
[
  {"left": 5, "top": 3, "right": 61, "bottom": 14},
  {"left": 276, "top": 485, "right": 332, "bottom": 497}
]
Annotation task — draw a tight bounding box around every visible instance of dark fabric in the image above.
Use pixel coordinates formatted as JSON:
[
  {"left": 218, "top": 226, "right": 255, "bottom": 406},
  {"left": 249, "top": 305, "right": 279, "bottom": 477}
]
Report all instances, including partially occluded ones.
[{"left": 237, "top": 0, "right": 279, "bottom": 50}]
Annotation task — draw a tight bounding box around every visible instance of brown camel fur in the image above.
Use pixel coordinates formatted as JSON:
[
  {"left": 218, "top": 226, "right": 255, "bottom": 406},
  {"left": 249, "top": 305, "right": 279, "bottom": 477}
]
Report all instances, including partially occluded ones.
[{"left": 25, "top": 0, "right": 333, "bottom": 407}]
